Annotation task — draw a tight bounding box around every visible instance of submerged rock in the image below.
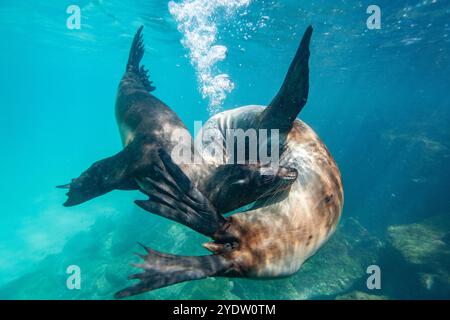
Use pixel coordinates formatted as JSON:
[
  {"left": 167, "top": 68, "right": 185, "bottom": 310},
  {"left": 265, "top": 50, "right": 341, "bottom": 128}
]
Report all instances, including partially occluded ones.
[
  {"left": 385, "top": 214, "right": 450, "bottom": 298},
  {"left": 387, "top": 215, "right": 450, "bottom": 268},
  {"left": 335, "top": 290, "right": 388, "bottom": 300}
]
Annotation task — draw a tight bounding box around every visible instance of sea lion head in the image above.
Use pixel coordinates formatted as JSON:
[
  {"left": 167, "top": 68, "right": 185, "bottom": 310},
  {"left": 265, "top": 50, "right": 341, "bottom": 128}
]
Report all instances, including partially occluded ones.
[{"left": 208, "top": 163, "right": 298, "bottom": 213}]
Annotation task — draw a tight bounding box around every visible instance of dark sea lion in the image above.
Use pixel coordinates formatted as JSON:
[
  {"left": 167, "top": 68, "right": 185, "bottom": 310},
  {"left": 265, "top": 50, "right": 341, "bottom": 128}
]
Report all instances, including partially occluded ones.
[
  {"left": 57, "top": 27, "right": 297, "bottom": 214},
  {"left": 115, "top": 25, "right": 344, "bottom": 298}
]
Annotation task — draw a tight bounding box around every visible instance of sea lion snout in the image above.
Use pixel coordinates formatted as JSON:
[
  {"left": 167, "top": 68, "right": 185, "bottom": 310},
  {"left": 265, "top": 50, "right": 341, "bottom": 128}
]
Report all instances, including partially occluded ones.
[
  {"left": 261, "top": 165, "right": 298, "bottom": 192},
  {"left": 253, "top": 164, "right": 295, "bottom": 182},
  {"left": 278, "top": 166, "right": 298, "bottom": 182}
]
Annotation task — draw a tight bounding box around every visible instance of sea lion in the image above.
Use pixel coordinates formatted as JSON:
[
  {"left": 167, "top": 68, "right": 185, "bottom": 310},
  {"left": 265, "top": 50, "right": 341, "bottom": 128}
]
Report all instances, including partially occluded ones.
[
  {"left": 57, "top": 26, "right": 297, "bottom": 215},
  {"left": 115, "top": 25, "right": 344, "bottom": 298}
]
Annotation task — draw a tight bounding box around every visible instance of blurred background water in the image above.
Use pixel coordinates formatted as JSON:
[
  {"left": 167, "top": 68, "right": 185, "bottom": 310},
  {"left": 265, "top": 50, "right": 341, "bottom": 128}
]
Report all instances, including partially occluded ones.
[{"left": 0, "top": 0, "right": 449, "bottom": 299}]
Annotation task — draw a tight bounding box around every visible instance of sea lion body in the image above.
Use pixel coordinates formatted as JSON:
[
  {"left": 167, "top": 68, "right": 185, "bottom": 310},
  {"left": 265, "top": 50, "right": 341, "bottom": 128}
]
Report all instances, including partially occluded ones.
[
  {"left": 113, "top": 58, "right": 196, "bottom": 184},
  {"left": 57, "top": 27, "right": 199, "bottom": 205},
  {"left": 115, "top": 74, "right": 188, "bottom": 152}
]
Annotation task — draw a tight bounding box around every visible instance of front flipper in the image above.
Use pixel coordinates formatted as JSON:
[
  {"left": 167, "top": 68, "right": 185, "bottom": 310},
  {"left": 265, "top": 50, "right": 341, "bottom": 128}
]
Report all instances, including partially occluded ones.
[
  {"left": 135, "top": 149, "right": 226, "bottom": 237},
  {"left": 57, "top": 142, "right": 140, "bottom": 206},
  {"left": 114, "top": 243, "right": 233, "bottom": 299}
]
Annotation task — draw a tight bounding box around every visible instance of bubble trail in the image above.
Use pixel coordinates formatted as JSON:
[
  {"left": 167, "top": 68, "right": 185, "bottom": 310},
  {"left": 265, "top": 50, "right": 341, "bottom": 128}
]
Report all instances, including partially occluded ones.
[{"left": 169, "top": 0, "right": 251, "bottom": 114}]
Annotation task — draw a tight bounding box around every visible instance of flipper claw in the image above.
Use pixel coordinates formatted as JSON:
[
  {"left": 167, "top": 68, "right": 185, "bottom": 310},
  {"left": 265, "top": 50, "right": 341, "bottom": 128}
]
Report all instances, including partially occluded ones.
[{"left": 56, "top": 183, "right": 71, "bottom": 189}]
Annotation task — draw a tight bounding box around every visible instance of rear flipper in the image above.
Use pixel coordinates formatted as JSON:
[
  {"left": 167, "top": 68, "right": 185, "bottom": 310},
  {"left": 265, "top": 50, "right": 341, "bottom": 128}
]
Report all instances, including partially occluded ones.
[
  {"left": 126, "top": 25, "right": 156, "bottom": 92},
  {"left": 258, "top": 25, "right": 313, "bottom": 132},
  {"left": 114, "top": 243, "right": 233, "bottom": 299},
  {"left": 135, "top": 149, "right": 226, "bottom": 237},
  {"left": 57, "top": 141, "right": 140, "bottom": 207}
]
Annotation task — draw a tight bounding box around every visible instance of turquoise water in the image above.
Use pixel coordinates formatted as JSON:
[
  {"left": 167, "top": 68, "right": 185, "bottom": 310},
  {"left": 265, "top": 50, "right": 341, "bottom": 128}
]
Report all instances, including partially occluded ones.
[{"left": 0, "top": 0, "right": 449, "bottom": 299}]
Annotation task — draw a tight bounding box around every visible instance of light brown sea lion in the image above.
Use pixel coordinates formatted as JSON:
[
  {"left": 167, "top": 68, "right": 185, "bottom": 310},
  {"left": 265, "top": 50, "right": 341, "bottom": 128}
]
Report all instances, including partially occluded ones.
[{"left": 115, "top": 25, "right": 344, "bottom": 298}]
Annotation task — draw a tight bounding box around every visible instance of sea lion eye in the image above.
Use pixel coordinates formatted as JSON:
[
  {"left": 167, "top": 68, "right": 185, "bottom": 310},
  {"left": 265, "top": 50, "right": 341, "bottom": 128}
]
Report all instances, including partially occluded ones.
[{"left": 223, "top": 241, "right": 239, "bottom": 251}]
